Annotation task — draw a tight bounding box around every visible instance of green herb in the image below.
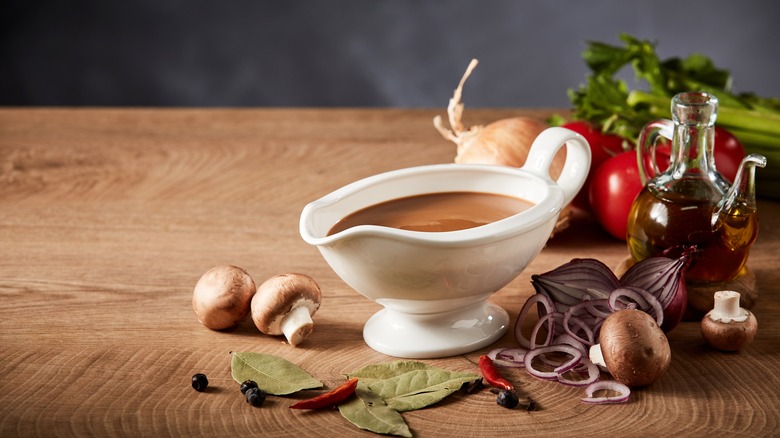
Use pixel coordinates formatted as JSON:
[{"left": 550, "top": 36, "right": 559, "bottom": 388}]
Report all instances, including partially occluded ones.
[
  {"left": 567, "top": 33, "right": 780, "bottom": 197},
  {"left": 338, "top": 382, "right": 413, "bottom": 438},
  {"left": 230, "top": 352, "right": 322, "bottom": 395}
]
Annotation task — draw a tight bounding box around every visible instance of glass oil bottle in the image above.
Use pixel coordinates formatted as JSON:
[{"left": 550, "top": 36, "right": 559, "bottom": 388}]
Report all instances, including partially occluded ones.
[{"left": 626, "top": 92, "right": 766, "bottom": 284}]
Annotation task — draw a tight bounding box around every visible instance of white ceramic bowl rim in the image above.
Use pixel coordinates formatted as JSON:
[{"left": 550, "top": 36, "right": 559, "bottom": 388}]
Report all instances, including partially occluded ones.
[{"left": 300, "top": 163, "right": 565, "bottom": 247}]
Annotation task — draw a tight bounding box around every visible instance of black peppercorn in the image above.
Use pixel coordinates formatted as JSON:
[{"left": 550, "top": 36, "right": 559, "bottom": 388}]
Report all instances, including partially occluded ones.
[
  {"left": 240, "top": 380, "right": 258, "bottom": 395},
  {"left": 245, "top": 387, "right": 266, "bottom": 407},
  {"left": 192, "top": 373, "right": 209, "bottom": 392},
  {"left": 496, "top": 389, "right": 519, "bottom": 409}
]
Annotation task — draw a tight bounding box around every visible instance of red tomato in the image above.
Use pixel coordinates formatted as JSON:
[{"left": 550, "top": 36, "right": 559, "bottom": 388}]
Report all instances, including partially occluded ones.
[
  {"left": 713, "top": 126, "right": 746, "bottom": 182},
  {"left": 588, "top": 150, "right": 643, "bottom": 240},
  {"left": 561, "top": 121, "right": 626, "bottom": 211}
]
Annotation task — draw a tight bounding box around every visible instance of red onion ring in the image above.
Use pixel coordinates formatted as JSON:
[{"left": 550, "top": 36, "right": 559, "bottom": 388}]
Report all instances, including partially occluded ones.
[
  {"left": 529, "top": 312, "right": 563, "bottom": 349},
  {"left": 552, "top": 333, "right": 588, "bottom": 355},
  {"left": 514, "top": 294, "right": 555, "bottom": 348},
  {"left": 487, "top": 347, "right": 527, "bottom": 367},
  {"left": 581, "top": 380, "right": 631, "bottom": 404},
  {"left": 609, "top": 286, "right": 664, "bottom": 327},
  {"left": 486, "top": 348, "right": 520, "bottom": 367},
  {"left": 562, "top": 310, "right": 595, "bottom": 347},
  {"left": 496, "top": 348, "right": 527, "bottom": 363},
  {"left": 608, "top": 286, "right": 649, "bottom": 311},
  {"left": 557, "top": 357, "right": 600, "bottom": 387},
  {"left": 524, "top": 344, "right": 583, "bottom": 381},
  {"left": 584, "top": 298, "right": 612, "bottom": 319}
]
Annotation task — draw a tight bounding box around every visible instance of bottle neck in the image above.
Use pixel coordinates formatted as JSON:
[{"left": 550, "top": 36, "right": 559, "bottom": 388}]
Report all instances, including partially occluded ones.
[{"left": 670, "top": 122, "right": 715, "bottom": 178}]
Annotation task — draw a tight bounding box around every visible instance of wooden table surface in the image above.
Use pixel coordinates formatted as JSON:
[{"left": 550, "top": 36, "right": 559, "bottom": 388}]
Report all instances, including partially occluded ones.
[{"left": 1, "top": 108, "right": 778, "bottom": 437}]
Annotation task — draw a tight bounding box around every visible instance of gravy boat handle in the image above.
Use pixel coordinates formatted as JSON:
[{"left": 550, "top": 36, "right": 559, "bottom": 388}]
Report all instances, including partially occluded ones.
[{"left": 520, "top": 127, "right": 592, "bottom": 205}]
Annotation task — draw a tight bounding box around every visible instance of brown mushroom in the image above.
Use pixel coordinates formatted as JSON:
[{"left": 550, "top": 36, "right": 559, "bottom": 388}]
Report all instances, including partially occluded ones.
[
  {"left": 251, "top": 273, "right": 322, "bottom": 346},
  {"left": 192, "top": 265, "right": 256, "bottom": 330},
  {"left": 701, "top": 290, "right": 758, "bottom": 351},
  {"left": 589, "top": 309, "right": 671, "bottom": 387}
]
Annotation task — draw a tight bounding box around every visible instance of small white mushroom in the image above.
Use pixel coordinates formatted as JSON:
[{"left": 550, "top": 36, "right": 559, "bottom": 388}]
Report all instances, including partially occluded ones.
[{"left": 251, "top": 273, "right": 322, "bottom": 346}]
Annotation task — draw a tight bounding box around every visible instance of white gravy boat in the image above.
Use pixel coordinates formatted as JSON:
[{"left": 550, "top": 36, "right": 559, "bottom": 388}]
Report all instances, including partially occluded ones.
[{"left": 300, "top": 127, "right": 591, "bottom": 358}]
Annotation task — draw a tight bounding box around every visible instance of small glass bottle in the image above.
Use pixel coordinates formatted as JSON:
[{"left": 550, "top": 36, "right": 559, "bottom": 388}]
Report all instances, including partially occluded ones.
[{"left": 626, "top": 92, "right": 764, "bottom": 283}]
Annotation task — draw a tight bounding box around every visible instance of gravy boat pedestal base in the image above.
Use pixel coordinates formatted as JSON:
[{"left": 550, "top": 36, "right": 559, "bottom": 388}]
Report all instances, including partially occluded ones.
[{"left": 364, "top": 297, "right": 509, "bottom": 358}]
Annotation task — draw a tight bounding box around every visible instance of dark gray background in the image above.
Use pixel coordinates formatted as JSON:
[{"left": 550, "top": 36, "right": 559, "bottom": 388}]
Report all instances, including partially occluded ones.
[{"left": 2, "top": 0, "right": 777, "bottom": 107}]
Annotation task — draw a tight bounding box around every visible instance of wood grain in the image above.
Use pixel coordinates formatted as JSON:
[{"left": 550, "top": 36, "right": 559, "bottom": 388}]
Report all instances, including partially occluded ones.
[{"left": 1, "top": 108, "right": 778, "bottom": 437}]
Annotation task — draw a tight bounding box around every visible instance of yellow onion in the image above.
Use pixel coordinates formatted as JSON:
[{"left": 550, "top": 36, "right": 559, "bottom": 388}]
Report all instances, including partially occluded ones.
[{"left": 433, "top": 59, "right": 569, "bottom": 233}]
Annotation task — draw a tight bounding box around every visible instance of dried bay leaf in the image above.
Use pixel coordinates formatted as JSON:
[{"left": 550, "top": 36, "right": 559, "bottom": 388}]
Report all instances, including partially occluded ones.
[
  {"left": 346, "top": 361, "right": 480, "bottom": 412},
  {"left": 230, "top": 352, "right": 322, "bottom": 395},
  {"left": 346, "top": 361, "right": 435, "bottom": 384},
  {"left": 338, "top": 382, "right": 412, "bottom": 438},
  {"left": 368, "top": 369, "right": 478, "bottom": 412}
]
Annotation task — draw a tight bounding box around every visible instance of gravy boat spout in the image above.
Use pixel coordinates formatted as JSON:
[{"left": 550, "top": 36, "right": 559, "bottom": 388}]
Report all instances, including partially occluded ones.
[{"left": 299, "top": 127, "right": 590, "bottom": 358}]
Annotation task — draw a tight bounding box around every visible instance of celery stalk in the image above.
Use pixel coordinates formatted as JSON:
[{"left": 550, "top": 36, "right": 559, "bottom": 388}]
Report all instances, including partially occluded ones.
[{"left": 628, "top": 90, "right": 780, "bottom": 141}]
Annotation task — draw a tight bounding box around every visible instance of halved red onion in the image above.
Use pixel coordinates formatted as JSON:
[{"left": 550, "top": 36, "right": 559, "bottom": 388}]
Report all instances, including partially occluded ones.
[
  {"left": 581, "top": 380, "right": 631, "bottom": 404},
  {"left": 620, "top": 252, "right": 692, "bottom": 332},
  {"left": 531, "top": 258, "right": 620, "bottom": 305}
]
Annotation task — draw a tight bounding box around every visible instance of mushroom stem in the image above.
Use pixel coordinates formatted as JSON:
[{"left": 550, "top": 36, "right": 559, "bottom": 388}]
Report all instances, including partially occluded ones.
[
  {"left": 281, "top": 305, "right": 315, "bottom": 347},
  {"left": 588, "top": 344, "right": 607, "bottom": 370},
  {"left": 710, "top": 290, "right": 748, "bottom": 323}
]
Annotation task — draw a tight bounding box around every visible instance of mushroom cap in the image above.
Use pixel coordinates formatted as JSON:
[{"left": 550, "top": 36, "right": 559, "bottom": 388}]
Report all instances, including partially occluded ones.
[
  {"left": 251, "top": 273, "right": 321, "bottom": 335},
  {"left": 599, "top": 309, "right": 671, "bottom": 387},
  {"left": 701, "top": 311, "right": 757, "bottom": 351},
  {"left": 192, "top": 265, "right": 256, "bottom": 330}
]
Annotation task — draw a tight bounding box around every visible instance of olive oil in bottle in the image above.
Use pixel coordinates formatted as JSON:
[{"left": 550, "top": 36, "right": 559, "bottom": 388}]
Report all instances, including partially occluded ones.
[
  {"left": 627, "top": 186, "right": 755, "bottom": 283},
  {"left": 625, "top": 91, "right": 765, "bottom": 284}
]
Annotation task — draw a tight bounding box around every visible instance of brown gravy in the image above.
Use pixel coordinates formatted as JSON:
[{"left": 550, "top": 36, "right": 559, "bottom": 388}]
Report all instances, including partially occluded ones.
[{"left": 327, "top": 191, "right": 534, "bottom": 235}]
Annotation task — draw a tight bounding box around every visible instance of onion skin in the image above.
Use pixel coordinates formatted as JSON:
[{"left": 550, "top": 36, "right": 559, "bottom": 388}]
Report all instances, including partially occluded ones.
[
  {"left": 453, "top": 117, "right": 563, "bottom": 176},
  {"left": 599, "top": 309, "right": 671, "bottom": 387}
]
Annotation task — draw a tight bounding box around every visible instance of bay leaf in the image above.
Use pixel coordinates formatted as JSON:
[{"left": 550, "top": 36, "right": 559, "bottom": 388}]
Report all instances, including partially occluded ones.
[
  {"left": 367, "top": 369, "right": 478, "bottom": 412},
  {"left": 338, "top": 382, "right": 412, "bottom": 438},
  {"left": 346, "top": 361, "right": 479, "bottom": 412},
  {"left": 230, "top": 352, "right": 322, "bottom": 395},
  {"left": 346, "top": 361, "right": 439, "bottom": 384}
]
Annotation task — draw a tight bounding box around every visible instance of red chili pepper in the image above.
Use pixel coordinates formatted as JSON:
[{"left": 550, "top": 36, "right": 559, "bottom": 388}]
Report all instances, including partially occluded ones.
[
  {"left": 478, "top": 355, "right": 514, "bottom": 391},
  {"left": 289, "top": 377, "right": 359, "bottom": 410}
]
